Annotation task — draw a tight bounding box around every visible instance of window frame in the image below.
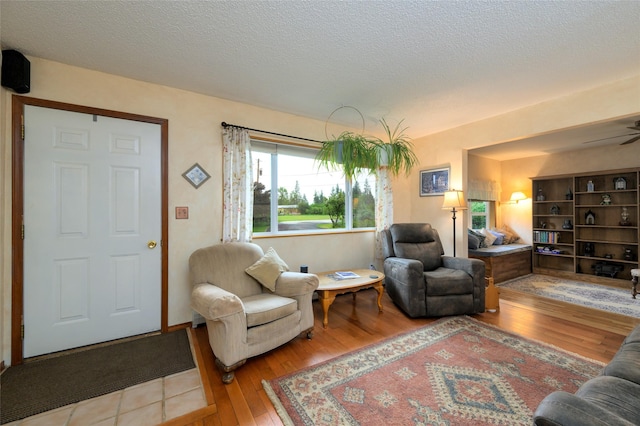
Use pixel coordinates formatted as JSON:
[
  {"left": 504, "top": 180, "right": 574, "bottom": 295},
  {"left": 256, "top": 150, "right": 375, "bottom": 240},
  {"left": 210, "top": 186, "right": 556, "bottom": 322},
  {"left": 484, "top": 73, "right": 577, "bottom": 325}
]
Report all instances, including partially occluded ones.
[
  {"left": 468, "top": 200, "right": 492, "bottom": 230},
  {"left": 251, "top": 138, "right": 376, "bottom": 236}
]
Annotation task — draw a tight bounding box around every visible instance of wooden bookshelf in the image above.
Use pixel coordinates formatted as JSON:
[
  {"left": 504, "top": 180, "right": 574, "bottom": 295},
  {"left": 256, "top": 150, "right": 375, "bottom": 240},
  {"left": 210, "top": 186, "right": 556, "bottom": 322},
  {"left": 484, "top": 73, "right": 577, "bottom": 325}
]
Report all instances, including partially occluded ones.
[{"left": 532, "top": 168, "right": 639, "bottom": 285}]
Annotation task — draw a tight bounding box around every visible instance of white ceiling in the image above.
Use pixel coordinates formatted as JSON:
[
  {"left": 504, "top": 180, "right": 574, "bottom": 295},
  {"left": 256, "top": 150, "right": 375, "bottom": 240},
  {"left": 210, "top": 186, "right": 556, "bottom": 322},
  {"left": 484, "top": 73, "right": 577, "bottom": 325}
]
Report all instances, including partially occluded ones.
[{"left": 1, "top": 1, "right": 639, "bottom": 159}]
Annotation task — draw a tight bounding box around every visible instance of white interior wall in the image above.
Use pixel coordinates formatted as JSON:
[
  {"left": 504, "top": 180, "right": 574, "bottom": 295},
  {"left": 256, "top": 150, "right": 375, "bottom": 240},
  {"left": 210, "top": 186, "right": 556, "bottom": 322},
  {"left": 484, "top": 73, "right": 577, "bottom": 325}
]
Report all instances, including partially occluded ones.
[{"left": 1, "top": 56, "right": 638, "bottom": 366}]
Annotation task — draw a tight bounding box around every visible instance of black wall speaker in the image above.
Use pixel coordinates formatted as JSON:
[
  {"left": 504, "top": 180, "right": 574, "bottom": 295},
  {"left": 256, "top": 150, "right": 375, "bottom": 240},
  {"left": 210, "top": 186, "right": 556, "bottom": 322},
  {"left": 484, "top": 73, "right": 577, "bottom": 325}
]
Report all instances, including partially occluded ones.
[{"left": 2, "top": 49, "right": 31, "bottom": 94}]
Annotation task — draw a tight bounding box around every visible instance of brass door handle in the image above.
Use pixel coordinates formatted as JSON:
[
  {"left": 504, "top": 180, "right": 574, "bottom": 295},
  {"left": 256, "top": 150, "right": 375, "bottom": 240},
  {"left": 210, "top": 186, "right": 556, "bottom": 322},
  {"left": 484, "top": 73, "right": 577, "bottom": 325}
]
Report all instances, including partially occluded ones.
[{"left": 147, "top": 240, "right": 157, "bottom": 249}]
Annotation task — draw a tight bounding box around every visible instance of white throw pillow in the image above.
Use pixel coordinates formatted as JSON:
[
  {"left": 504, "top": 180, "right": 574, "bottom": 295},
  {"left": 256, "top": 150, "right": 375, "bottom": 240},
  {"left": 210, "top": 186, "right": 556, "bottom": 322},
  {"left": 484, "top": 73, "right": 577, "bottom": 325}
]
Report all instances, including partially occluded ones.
[
  {"left": 245, "top": 247, "right": 290, "bottom": 292},
  {"left": 480, "top": 228, "right": 497, "bottom": 246}
]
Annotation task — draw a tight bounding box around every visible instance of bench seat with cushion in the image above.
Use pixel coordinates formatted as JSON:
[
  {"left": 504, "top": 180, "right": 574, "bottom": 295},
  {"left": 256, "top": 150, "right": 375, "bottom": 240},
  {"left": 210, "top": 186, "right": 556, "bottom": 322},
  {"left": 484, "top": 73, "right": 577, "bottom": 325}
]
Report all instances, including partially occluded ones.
[{"left": 468, "top": 243, "right": 532, "bottom": 284}]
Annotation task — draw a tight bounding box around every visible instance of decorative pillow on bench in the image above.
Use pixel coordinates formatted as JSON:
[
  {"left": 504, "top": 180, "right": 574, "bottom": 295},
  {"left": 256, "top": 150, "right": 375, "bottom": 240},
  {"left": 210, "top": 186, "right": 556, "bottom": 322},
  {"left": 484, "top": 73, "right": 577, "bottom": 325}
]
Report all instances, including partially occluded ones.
[
  {"left": 468, "top": 229, "right": 486, "bottom": 249},
  {"left": 469, "top": 225, "right": 521, "bottom": 249},
  {"left": 488, "top": 229, "right": 505, "bottom": 245},
  {"left": 480, "top": 228, "right": 497, "bottom": 246},
  {"left": 495, "top": 225, "right": 521, "bottom": 244}
]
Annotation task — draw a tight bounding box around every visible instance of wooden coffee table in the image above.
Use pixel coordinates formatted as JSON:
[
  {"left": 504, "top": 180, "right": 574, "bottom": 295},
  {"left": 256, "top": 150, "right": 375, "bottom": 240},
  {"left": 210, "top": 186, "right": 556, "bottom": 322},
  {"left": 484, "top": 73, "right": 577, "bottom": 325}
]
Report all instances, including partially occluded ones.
[{"left": 316, "top": 269, "right": 385, "bottom": 328}]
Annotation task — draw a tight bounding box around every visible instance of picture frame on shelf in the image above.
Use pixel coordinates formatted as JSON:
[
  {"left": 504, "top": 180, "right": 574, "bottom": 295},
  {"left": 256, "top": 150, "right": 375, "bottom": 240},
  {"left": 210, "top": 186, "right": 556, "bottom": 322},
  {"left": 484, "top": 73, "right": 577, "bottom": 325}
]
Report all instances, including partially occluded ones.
[
  {"left": 614, "top": 177, "right": 627, "bottom": 190},
  {"left": 419, "top": 167, "right": 449, "bottom": 196},
  {"left": 585, "top": 209, "right": 596, "bottom": 225}
]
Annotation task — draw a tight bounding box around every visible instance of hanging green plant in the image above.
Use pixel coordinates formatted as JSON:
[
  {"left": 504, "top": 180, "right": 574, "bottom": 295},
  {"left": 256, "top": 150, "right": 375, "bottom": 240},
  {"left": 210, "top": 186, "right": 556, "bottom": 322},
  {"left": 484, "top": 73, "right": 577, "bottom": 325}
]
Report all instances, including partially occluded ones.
[
  {"left": 315, "top": 131, "right": 377, "bottom": 181},
  {"left": 316, "top": 117, "right": 418, "bottom": 180},
  {"left": 370, "top": 118, "right": 419, "bottom": 177}
]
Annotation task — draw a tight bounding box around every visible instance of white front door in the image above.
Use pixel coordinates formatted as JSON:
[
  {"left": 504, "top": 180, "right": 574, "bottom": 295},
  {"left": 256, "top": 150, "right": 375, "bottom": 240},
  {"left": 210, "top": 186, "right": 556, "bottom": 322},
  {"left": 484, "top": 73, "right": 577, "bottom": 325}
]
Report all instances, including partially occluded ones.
[{"left": 23, "top": 105, "right": 162, "bottom": 358}]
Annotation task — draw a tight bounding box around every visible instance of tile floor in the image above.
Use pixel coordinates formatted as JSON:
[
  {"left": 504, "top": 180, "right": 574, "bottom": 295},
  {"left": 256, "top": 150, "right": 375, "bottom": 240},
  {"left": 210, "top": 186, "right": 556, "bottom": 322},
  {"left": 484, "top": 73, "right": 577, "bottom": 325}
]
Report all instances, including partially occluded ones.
[{"left": 5, "top": 365, "right": 206, "bottom": 426}]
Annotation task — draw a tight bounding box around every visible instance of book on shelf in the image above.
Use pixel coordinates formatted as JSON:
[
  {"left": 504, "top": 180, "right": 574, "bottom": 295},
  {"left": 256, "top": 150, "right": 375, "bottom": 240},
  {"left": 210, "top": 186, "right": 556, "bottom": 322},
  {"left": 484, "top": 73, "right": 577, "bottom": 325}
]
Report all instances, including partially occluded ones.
[{"left": 533, "top": 231, "right": 561, "bottom": 244}]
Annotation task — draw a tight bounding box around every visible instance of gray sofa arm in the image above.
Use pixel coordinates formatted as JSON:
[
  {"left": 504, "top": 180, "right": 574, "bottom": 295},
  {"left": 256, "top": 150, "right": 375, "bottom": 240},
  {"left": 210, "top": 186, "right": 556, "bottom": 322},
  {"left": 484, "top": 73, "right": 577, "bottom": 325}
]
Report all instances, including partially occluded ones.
[
  {"left": 273, "top": 271, "right": 319, "bottom": 297},
  {"left": 534, "top": 391, "right": 635, "bottom": 426},
  {"left": 442, "top": 255, "right": 484, "bottom": 280},
  {"left": 603, "top": 341, "right": 640, "bottom": 386},
  {"left": 442, "top": 255, "right": 485, "bottom": 313},
  {"left": 191, "top": 283, "right": 244, "bottom": 321},
  {"left": 384, "top": 257, "right": 424, "bottom": 284},
  {"left": 383, "top": 257, "right": 427, "bottom": 317}
]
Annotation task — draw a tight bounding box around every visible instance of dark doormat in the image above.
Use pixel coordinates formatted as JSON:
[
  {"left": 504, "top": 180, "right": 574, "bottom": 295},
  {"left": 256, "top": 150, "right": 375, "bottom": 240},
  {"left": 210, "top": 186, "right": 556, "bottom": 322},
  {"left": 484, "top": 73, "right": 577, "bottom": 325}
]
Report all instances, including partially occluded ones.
[{"left": 0, "top": 329, "right": 195, "bottom": 424}]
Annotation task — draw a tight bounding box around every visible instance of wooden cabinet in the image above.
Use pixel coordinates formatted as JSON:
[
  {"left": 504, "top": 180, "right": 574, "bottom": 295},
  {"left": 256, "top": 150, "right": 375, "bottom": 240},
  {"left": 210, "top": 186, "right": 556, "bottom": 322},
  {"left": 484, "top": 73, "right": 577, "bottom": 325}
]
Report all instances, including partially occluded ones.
[{"left": 532, "top": 168, "right": 639, "bottom": 284}]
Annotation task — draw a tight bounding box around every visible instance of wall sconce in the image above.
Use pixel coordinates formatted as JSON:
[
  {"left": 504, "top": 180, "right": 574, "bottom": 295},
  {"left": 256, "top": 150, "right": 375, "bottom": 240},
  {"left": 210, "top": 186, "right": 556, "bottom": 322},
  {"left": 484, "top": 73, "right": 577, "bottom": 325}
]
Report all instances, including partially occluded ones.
[
  {"left": 442, "top": 190, "right": 468, "bottom": 257},
  {"left": 507, "top": 191, "right": 527, "bottom": 204}
]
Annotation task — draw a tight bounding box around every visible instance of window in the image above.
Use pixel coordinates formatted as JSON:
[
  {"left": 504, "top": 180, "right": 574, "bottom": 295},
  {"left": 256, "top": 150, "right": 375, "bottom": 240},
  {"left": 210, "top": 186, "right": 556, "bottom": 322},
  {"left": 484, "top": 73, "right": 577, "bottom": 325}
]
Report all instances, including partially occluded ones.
[
  {"left": 469, "top": 200, "right": 490, "bottom": 230},
  {"left": 252, "top": 140, "right": 376, "bottom": 235}
]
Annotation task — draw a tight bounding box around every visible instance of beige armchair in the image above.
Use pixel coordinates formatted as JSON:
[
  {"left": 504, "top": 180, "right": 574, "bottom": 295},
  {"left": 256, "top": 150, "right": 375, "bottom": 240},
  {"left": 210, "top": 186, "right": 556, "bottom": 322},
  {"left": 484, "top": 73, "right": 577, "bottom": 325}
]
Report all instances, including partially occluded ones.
[{"left": 189, "top": 242, "right": 318, "bottom": 383}]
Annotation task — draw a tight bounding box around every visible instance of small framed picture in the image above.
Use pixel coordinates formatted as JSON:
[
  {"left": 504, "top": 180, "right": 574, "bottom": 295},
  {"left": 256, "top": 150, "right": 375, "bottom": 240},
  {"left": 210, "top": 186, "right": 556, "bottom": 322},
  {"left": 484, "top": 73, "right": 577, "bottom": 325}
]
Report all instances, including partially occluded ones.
[
  {"left": 182, "top": 163, "right": 210, "bottom": 188},
  {"left": 420, "top": 167, "right": 450, "bottom": 196}
]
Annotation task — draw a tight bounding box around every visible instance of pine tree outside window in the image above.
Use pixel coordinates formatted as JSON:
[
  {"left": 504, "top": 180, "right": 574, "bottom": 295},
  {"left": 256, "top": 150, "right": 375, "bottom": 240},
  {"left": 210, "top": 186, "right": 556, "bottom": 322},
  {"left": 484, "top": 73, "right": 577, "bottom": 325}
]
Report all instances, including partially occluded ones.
[{"left": 251, "top": 140, "right": 376, "bottom": 235}]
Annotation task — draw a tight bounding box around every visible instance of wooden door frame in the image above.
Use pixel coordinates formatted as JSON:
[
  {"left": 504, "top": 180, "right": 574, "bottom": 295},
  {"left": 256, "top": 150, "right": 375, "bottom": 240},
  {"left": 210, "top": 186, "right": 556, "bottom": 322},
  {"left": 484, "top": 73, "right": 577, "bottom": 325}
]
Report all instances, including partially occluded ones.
[{"left": 11, "top": 96, "right": 169, "bottom": 365}]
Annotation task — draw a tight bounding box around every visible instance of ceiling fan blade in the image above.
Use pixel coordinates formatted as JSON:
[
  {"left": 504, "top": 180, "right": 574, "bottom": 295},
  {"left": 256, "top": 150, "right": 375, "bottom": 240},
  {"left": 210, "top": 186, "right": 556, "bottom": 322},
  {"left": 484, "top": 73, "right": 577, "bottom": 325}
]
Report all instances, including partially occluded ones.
[
  {"left": 627, "top": 120, "right": 640, "bottom": 131},
  {"left": 583, "top": 132, "right": 640, "bottom": 144},
  {"left": 620, "top": 135, "right": 640, "bottom": 145}
]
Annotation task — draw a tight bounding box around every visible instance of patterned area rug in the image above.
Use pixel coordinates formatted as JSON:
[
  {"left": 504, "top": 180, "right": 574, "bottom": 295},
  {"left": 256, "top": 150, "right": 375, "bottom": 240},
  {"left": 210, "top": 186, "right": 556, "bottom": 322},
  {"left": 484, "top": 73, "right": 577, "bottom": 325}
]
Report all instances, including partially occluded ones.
[
  {"left": 498, "top": 274, "right": 640, "bottom": 318},
  {"left": 263, "top": 316, "right": 603, "bottom": 425}
]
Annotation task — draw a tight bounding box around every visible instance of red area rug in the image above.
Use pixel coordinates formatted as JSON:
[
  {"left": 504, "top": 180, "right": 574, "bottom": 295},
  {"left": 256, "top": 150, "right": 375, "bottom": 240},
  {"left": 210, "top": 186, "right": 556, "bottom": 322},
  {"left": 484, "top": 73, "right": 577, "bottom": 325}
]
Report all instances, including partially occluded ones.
[{"left": 263, "top": 316, "right": 603, "bottom": 425}]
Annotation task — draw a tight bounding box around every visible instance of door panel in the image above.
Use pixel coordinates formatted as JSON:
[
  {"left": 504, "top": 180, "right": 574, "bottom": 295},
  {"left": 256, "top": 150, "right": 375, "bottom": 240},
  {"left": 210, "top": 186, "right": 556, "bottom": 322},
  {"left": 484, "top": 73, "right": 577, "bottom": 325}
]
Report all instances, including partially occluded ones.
[
  {"left": 112, "top": 167, "right": 140, "bottom": 234},
  {"left": 23, "top": 105, "right": 162, "bottom": 357},
  {"left": 112, "top": 254, "right": 140, "bottom": 312},
  {"left": 56, "top": 162, "right": 89, "bottom": 237},
  {"left": 54, "top": 257, "right": 89, "bottom": 322}
]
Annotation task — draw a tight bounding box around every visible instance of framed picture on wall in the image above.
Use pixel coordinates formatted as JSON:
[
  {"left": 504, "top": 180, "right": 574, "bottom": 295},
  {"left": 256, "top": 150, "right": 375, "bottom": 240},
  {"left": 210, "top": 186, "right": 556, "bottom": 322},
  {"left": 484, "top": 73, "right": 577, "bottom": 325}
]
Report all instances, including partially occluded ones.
[
  {"left": 182, "top": 163, "right": 211, "bottom": 188},
  {"left": 420, "top": 167, "right": 449, "bottom": 196}
]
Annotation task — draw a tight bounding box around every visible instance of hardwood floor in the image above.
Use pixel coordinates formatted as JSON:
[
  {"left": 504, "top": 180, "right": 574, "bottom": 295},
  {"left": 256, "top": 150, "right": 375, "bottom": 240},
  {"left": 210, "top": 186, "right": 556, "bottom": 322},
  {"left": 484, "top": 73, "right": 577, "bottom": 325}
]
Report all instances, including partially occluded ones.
[{"left": 163, "top": 289, "right": 638, "bottom": 426}]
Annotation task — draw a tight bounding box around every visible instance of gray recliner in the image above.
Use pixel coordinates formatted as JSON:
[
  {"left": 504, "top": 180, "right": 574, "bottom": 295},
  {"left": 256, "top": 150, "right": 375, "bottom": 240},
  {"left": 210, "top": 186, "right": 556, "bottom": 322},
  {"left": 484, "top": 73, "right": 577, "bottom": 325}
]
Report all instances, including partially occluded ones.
[{"left": 382, "top": 223, "right": 485, "bottom": 317}]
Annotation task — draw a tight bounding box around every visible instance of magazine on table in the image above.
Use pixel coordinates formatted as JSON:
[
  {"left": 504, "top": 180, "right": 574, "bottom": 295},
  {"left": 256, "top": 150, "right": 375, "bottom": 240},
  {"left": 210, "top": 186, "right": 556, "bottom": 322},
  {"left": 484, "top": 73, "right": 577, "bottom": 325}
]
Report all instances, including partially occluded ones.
[{"left": 334, "top": 271, "right": 360, "bottom": 280}]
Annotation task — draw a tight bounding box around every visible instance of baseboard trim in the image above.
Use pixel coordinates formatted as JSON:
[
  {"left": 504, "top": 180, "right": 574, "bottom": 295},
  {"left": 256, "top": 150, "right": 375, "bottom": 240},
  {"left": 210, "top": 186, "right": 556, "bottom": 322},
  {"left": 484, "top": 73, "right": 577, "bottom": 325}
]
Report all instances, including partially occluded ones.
[{"left": 167, "top": 322, "right": 191, "bottom": 333}]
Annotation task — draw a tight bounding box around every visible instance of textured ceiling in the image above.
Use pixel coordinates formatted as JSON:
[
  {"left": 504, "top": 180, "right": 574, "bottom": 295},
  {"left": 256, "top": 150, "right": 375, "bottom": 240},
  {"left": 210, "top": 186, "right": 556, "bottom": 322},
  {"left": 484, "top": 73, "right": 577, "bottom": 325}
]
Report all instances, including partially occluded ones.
[{"left": 1, "top": 1, "right": 639, "bottom": 159}]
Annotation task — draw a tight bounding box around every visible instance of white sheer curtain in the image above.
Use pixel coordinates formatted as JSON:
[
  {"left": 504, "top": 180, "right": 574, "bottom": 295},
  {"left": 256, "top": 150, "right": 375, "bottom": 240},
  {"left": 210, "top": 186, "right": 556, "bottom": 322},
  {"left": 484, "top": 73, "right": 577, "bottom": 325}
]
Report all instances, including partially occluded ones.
[
  {"left": 222, "top": 126, "right": 253, "bottom": 242},
  {"left": 374, "top": 167, "right": 393, "bottom": 270}
]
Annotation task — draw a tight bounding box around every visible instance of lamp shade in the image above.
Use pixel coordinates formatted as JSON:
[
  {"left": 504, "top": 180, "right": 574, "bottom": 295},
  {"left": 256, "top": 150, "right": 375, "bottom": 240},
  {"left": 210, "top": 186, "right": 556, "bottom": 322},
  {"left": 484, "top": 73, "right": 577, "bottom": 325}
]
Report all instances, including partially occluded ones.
[
  {"left": 442, "top": 190, "right": 468, "bottom": 210},
  {"left": 510, "top": 191, "right": 527, "bottom": 203}
]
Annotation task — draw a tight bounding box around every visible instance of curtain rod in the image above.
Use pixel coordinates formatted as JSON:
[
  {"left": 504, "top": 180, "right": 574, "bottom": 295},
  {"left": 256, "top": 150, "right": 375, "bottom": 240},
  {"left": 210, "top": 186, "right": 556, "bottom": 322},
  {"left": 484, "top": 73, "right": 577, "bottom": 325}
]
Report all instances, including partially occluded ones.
[{"left": 221, "top": 122, "right": 322, "bottom": 143}]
